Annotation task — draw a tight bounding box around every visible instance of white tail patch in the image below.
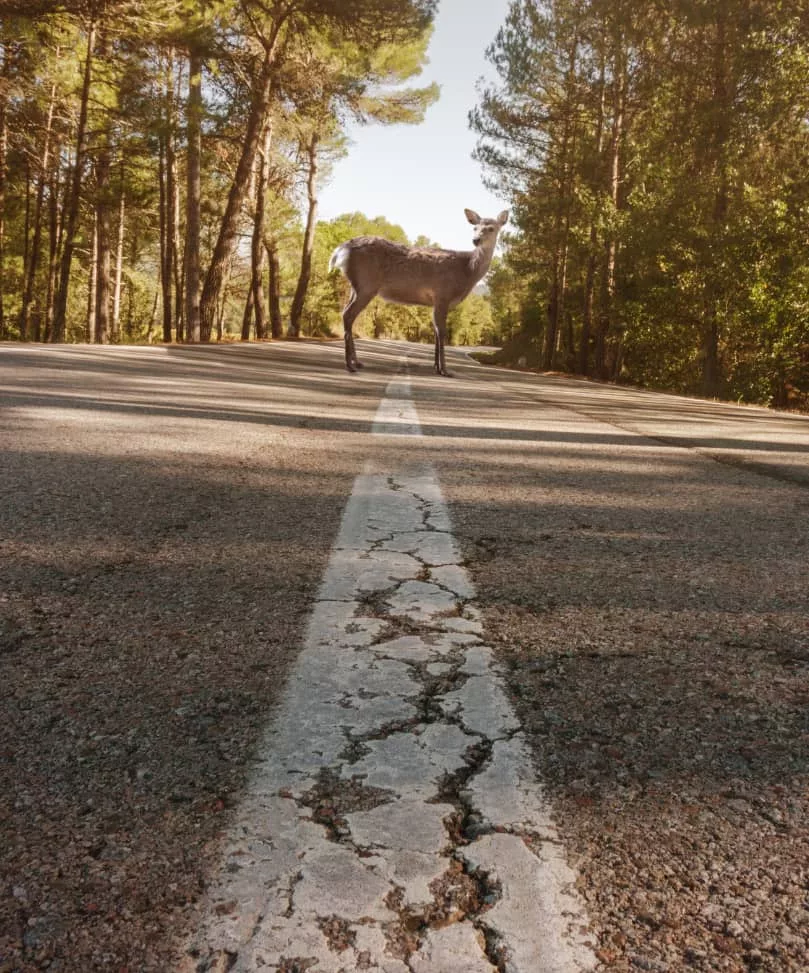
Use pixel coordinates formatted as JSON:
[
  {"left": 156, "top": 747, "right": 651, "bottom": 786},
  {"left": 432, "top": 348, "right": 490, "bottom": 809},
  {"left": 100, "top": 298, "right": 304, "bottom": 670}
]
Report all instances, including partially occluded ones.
[{"left": 328, "top": 244, "right": 351, "bottom": 275}]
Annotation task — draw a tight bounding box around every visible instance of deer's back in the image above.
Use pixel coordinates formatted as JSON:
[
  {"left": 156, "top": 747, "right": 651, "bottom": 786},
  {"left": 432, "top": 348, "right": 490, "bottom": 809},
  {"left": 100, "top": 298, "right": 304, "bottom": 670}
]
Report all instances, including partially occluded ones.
[{"left": 342, "top": 236, "right": 474, "bottom": 307}]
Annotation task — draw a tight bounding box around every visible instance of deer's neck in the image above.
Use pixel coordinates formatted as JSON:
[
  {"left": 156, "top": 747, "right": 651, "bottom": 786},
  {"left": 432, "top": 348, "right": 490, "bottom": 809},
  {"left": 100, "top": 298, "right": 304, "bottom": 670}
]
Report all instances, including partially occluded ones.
[{"left": 469, "top": 243, "right": 496, "bottom": 282}]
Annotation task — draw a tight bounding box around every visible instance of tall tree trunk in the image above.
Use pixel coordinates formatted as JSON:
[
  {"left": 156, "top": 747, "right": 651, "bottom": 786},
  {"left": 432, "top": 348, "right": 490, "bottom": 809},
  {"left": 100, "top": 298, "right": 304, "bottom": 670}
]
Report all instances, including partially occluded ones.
[
  {"left": 43, "top": 147, "right": 62, "bottom": 342},
  {"left": 94, "top": 50, "right": 112, "bottom": 346},
  {"left": 251, "top": 122, "right": 272, "bottom": 340},
  {"left": 595, "top": 42, "right": 625, "bottom": 380},
  {"left": 158, "top": 134, "right": 172, "bottom": 342},
  {"left": 579, "top": 59, "right": 606, "bottom": 376},
  {"left": 581, "top": 236, "right": 598, "bottom": 375},
  {"left": 172, "top": 131, "right": 184, "bottom": 342},
  {"left": 701, "top": 3, "right": 731, "bottom": 398},
  {"left": 266, "top": 237, "right": 283, "bottom": 338},
  {"left": 21, "top": 162, "right": 32, "bottom": 331},
  {"left": 564, "top": 308, "right": 574, "bottom": 369},
  {"left": 0, "top": 43, "right": 10, "bottom": 340},
  {"left": 558, "top": 207, "right": 572, "bottom": 364},
  {"left": 240, "top": 284, "right": 254, "bottom": 340},
  {"left": 185, "top": 49, "right": 202, "bottom": 343},
  {"left": 165, "top": 52, "right": 182, "bottom": 342},
  {"left": 289, "top": 132, "right": 319, "bottom": 337},
  {"left": 146, "top": 286, "right": 159, "bottom": 343},
  {"left": 94, "top": 187, "right": 111, "bottom": 344},
  {"left": 544, "top": 255, "right": 562, "bottom": 370},
  {"left": 20, "top": 79, "right": 57, "bottom": 340},
  {"left": 112, "top": 158, "right": 125, "bottom": 342},
  {"left": 87, "top": 210, "right": 97, "bottom": 342},
  {"left": 53, "top": 19, "right": 96, "bottom": 342},
  {"left": 217, "top": 254, "right": 233, "bottom": 339},
  {"left": 543, "top": 43, "right": 577, "bottom": 371},
  {"left": 199, "top": 31, "right": 283, "bottom": 341}
]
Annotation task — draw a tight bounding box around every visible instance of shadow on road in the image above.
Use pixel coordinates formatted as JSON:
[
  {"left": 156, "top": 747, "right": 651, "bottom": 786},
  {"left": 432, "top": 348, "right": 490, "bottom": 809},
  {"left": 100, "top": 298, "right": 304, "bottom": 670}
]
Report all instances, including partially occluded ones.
[{"left": 2, "top": 341, "right": 808, "bottom": 971}]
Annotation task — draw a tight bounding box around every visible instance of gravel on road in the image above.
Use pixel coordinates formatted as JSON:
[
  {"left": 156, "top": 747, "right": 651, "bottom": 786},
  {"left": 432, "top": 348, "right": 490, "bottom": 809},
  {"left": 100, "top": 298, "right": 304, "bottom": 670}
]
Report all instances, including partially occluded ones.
[
  {"left": 2, "top": 343, "right": 808, "bottom": 973},
  {"left": 1, "top": 344, "right": 386, "bottom": 972},
  {"left": 417, "top": 367, "right": 809, "bottom": 973}
]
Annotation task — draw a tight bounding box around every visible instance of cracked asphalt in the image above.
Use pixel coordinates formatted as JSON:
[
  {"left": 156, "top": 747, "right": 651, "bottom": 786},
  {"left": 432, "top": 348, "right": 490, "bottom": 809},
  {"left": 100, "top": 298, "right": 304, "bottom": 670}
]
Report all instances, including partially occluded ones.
[
  {"left": 185, "top": 451, "right": 593, "bottom": 972},
  {"left": 2, "top": 340, "right": 808, "bottom": 973}
]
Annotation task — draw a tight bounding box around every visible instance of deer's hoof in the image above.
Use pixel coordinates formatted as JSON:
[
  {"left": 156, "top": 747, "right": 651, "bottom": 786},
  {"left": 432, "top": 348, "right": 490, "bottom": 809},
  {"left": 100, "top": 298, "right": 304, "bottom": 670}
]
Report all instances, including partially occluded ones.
[{"left": 353, "top": 361, "right": 365, "bottom": 370}]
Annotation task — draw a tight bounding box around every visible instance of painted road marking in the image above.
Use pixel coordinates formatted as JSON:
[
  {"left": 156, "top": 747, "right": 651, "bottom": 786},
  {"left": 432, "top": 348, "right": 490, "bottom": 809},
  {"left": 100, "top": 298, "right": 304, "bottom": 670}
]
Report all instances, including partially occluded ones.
[
  {"left": 371, "top": 366, "right": 422, "bottom": 436},
  {"left": 185, "top": 370, "right": 596, "bottom": 972}
]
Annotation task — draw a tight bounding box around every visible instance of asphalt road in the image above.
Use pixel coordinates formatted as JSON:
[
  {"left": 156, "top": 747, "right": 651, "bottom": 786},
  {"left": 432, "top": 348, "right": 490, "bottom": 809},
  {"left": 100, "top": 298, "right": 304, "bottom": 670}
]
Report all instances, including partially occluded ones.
[{"left": 2, "top": 340, "right": 808, "bottom": 972}]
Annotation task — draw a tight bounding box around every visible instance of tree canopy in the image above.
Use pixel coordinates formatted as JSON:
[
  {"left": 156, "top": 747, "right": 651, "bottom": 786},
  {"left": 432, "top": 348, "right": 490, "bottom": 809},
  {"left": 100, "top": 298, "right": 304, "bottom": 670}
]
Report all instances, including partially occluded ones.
[
  {"left": 472, "top": 0, "right": 809, "bottom": 409},
  {"left": 0, "top": 0, "right": 440, "bottom": 345}
]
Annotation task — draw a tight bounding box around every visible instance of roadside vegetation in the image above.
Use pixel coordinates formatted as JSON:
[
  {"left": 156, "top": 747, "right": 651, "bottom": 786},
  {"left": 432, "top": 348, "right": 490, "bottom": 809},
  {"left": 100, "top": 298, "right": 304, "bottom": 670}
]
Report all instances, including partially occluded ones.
[
  {"left": 473, "top": 0, "right": 809, "bottom": 410},
  {"left": 0, "top": 1, "right": 441, "bottom": 345}
]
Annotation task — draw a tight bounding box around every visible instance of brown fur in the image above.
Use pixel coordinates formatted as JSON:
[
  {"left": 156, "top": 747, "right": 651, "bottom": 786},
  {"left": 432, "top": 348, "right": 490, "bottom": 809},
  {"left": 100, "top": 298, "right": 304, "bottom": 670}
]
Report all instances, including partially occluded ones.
[{"left": 330, "top": 208, "right": 508, "bottom": 376}]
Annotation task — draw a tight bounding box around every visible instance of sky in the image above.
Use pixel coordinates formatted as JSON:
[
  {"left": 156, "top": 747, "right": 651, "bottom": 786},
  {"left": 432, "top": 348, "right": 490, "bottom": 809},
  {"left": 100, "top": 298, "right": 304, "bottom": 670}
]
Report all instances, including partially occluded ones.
[{"left": 318, "top": 0, "right": 512, "bottom": 250}]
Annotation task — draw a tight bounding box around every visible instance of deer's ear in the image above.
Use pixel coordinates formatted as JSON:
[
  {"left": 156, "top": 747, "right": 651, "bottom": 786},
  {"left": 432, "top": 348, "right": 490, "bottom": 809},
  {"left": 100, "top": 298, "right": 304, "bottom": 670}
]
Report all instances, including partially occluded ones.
[
  {"left": 497, "top": 209, "right": 510, "bottom": 226},
  {"left": 464, "top": 208, "right": 481, "bottom": 225}
]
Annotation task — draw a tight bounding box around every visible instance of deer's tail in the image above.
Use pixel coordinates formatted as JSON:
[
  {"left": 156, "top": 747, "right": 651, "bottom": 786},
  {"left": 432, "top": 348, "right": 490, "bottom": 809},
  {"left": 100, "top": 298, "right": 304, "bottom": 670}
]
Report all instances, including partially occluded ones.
[{"left": 328, "top": 243, "right": 351, "bottom": 275}]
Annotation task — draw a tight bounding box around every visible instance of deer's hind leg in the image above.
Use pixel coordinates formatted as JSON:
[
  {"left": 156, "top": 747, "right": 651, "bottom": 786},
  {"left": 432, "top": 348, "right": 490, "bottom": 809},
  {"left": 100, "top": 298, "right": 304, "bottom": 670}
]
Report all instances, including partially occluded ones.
[{"left": 342, "top": 288, "right": 374, "bottom": 372}]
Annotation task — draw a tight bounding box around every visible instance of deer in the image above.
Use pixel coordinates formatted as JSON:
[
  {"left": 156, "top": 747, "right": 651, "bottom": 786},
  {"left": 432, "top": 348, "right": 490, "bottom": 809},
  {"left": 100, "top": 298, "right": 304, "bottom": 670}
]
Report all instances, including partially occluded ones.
[{"left": 328, "top": 208, "right": 509, "bottom": 376}]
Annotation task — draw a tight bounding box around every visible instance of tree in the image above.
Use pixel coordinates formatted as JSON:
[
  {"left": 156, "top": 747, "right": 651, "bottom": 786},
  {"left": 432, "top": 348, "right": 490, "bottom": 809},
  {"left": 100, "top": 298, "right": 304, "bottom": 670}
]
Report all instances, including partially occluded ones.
[
  {"left": 51, "top": 17, "right": 95, "bottom": 342},
  {"left": 197, "top": 0, "right": 438, "bottom": 341},
  {"left": 0, "top": 39, "right": 14, "bottom": 340},
  {"left": 473, "top": 0, "right": 809, "bottom": 407},
  {"left": 185, "top": 47, "right": 203, "bottom": 342},
  {"left": 285, "top": 24, "right": 437, "bottom": 337},
  {"left": 0, "top": 0, "right": 439, "bottom": 348}
]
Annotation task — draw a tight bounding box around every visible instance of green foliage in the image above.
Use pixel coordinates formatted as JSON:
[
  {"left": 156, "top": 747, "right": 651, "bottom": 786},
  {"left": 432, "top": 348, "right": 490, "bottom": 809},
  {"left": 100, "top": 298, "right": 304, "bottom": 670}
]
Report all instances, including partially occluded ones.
[
  {"left": 473, "top": 0, "right": 809, "bottom": 409},
  {"left": 486, "top": 257, "right": 525, "bottom": 345},
  {"left": 0, "top": 0, "right": 438, "bottom": 344},
  {"left": 448, "top": 293, "right": 495, "bottom": 347}
]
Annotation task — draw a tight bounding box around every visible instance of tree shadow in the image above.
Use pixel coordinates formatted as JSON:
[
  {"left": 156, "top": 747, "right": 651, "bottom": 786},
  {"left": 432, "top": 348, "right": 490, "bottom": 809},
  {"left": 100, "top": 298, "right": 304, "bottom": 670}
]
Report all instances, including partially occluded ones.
[{"left": 2, "top": 341, "right": 809, "bottom": 970}]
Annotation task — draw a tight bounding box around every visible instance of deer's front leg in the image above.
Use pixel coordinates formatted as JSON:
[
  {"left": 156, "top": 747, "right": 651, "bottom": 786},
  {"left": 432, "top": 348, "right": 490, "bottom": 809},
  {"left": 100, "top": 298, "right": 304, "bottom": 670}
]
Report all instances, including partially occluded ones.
[
  {"left": 344, "top": 329, "right": 358, "bottom": 372},
  {"left": 432, "top": 303, "right": 451, "bottom": 377}
]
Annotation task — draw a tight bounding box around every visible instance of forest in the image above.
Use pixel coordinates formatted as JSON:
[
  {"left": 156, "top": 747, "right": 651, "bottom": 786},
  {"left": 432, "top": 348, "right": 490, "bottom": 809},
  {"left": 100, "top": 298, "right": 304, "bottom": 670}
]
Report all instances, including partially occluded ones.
[
  {"left": 476, "top": 0, "right": 809, "bottom": 408},
  {"left": 0, "top": 0, "right": 485, "bottom": 349},
  {"left": 2, "top": 1, "right": 809, "bottom": 409}
]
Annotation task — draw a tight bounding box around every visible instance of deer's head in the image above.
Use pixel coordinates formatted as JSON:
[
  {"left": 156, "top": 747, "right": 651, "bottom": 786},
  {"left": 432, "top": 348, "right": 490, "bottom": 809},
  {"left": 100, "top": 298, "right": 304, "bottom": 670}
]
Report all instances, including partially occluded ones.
[{"left": 465, "top": 208, "right": 509, "bottom": 248}]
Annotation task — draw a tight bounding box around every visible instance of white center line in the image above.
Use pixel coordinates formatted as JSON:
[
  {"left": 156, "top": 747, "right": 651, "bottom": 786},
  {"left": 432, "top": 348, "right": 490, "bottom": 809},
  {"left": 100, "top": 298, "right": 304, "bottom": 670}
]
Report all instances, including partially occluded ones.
[
  {"left": 185, "top": 372, "right": 596, "bottom": 972},
  {"left": 371, "top": 362, "right": 422, "bottom": 437}
]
